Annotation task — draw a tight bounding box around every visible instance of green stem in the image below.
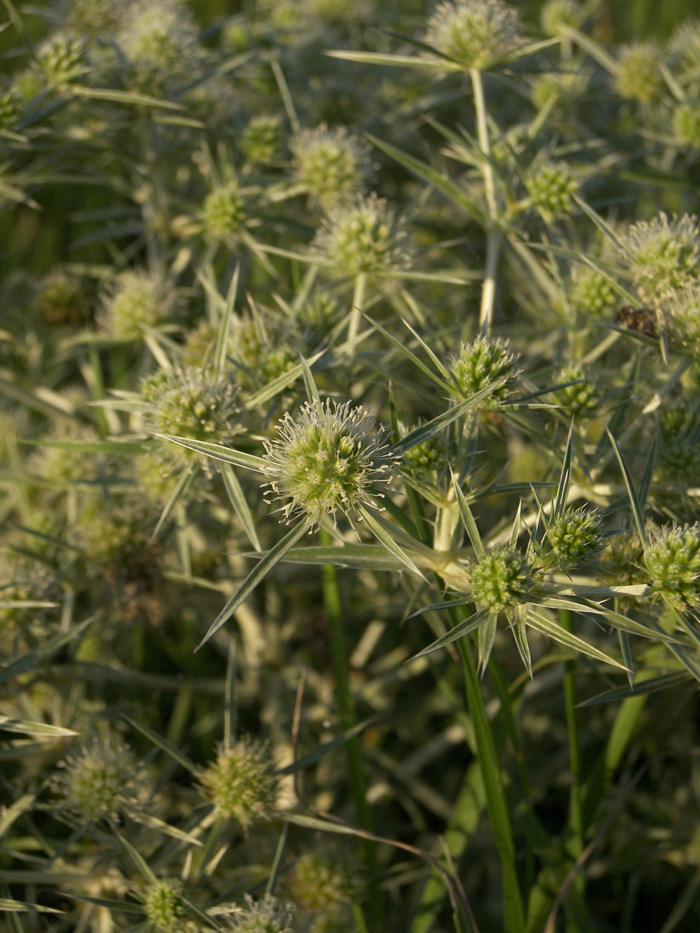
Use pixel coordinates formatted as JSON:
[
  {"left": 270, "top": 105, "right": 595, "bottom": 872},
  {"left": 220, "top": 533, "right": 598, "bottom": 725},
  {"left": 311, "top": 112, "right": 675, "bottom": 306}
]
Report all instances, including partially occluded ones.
[
  {"left": 455, "top": 625, "right": 525, "bottom": 933},
  {"left": 561, "top": 611, "right": 586, "bottom": 901},
  {"left": 320, "top": 526, "right": 382, "bottom": 928}
]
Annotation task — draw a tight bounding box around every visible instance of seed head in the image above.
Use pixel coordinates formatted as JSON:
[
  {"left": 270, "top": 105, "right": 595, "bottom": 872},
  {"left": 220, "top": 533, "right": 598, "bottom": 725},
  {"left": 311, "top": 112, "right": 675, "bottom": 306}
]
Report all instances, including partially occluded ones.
[
  {"left": 241, "top": 115, "right": 282, "bottom": 165},
  {"left": 570, "top": 268, "right": 619, "bottom": 317},
  {"left": 468, "top": 547, "right": 534, "bottom": 613},
  {"left": 202, "top": 181, "right": 247, "bottom": 243},
  {"left": 292, "top": 125, "right": 372, "bottom": 210},
  {"left": 424, "top": 0, "right": 522, "bottom": 71},
  {"left": 643, "top": 523, "right": 700, "bottom": 610},
  {"left": 99, "top": 269, "right": 178, "bottom": 340},
  {"left": 615, "top": 43, "right": 665, "bottom": 103},
  {"left": 284, "top": 850, "right": 358, "bottom": 931},
  {"left": 199, "top": 739, "right": 278, "bottom": 828},
  {"left": 143, "top": 878, "right": 187, "bottom": 932},
  {"left": 313, "top": 193, "right": 412, "bottom": 276},
  {"left": 53, "top": 738, "right": 150, "bottom": 822},
  {"left": 450, "top": 335, "right": 520, "bottom": 407},
  {"left": 262, "top": 399, "right": 398, "bottom": 528},
  {"left": 619, "top": 212, "right": 700, "bottom": 304}
]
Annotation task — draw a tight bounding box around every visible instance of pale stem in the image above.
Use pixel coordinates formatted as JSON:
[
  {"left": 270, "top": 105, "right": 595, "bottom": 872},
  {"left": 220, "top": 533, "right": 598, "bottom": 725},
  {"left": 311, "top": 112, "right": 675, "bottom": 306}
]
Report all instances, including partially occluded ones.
[
  {"left": 348, "top": 271, "right": 367, "bottom": 347},
  {"left": 470, "top": 67, "right": 501, "bottom": 336}
]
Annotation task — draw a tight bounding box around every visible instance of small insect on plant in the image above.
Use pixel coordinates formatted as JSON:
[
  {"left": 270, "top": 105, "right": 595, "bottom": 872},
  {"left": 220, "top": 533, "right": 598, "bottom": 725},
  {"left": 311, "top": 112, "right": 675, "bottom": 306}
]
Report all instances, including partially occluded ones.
[{"left": 613, "top": 305, "right": 658, "bottom": 338}]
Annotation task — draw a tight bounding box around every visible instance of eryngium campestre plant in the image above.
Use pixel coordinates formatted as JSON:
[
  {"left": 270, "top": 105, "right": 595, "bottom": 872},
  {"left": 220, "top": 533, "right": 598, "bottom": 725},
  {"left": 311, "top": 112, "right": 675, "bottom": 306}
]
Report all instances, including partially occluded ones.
[
  {"left": 467, "top": 547, "right": 535, "bottom": 613},
  {"left": 424, "top": 0, "right": 522, "bottom": 71},
  {"left": 219, "top": 894, "right": 300, "bottom": 932},
  {"left": 450, "top": 335, "right": 520, "bottom": 407},
  {"left": 614, "top": 42, "right": 666, "bottom": 103},
  {"left": 643, "top": 523, "right": 700, "bottom": 610},
  {"left": 143, "top": 878, "right": 186, "bottom": 932},
  {"left": 543, "top": 508, "right": 603, "bottom": 568},
  {"left": 262, "top": 399, "right": 398, "bottom": 528},
  {"left": 98, "top": 268, "right": 178, "bottom": 340},
  {"left": 199, "top": 739, "right": 279, "bottom": 828}
]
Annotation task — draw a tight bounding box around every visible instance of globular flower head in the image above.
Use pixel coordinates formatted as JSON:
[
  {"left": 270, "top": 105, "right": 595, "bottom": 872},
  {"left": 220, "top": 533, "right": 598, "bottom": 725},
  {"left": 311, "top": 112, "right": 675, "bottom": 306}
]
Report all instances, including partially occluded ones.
[
  {"left": 219, "top": 894, "right": 300, "bottom": 932},
  {"left": 669, "top": 18, "right": 700, "bottom": 81},
  {"left": 241, "top": 115, "right": 283, "bottom": 165},
  {"left": 543, "top": 508, "right": 602, "bottom": 568},
  {"left": 666, "top": 282, "right": 700, "bottom": 352},
  {"left": 35, "top": 32, "right": 88, "bottom": 90},
  {"left": 202, "top": 181, "right": 248, "bottom": 243},
  {"left": 199, "top": 738, "right": 279, "bottom": 828},
  {"left": 400, "top": 424, "right": 446, "bottom": 476},
  {"left": 53, "top": 737, "right": 150, "bottom": 822},
  {"left": 140, "top": 367, "right": 239, "bottom": 473},
  {"left": 99, "top": 269, "right": 178, "bottom": 340},
  {"left": 569, "top": 268, "right": 619, "bottom": 317},
  {"left": 115, "top": 0, "right": 201, "bottom": 90},
  {"left": 619, "top": 212, "right": 700, "bottom": 304},
  {"left": 540, "top": 0, "right": 584, "bottom": 36},
  {"left": 659, "top": 406, "right": 700, "bottom": 480},
  {"left": 263, "top": 399, "right": 398, "bottom": 528},
  {"left": 313, "top": 193, "right": 412, "bottom": 276},
  {"left": 450, "top": 335, "right": 520, "bottom": 407},
  {"left": 554, "top": 364, "right": 599, "bottom": 417},
  {"left": 468, "top": 547, "right": 534, "bottom": 613},
  {"left": 292, "top": 125, "right": 372, "bottom": 210},
  {"left": 615, "top": 43, "right": 666, "bottom": 103},
  {"left": 143, "top": 878, "right": 187, "bottom": 932},
  {"left": 0, "top": 87, "right": 23, "bottom": 131},
  {"left": 284, "top": 850, "right": 358, "bottom": 932},
  {"left": 643, "top": 523, "right": 700, "bottom": 610},
  {"left": 36, "top": 269, "right": 86, "bottom": 327},
  {"left": 673, "top": 102, "right": 700, "bottom": 147},
  {"left": 424, "top": 0, "right": 522, "bottom": 71},
  {"left": 525, "top": 160, "right": 578, "bottom": 220},
  {"left": 63, "top": 0, "right": 126, "bottom": 35}
]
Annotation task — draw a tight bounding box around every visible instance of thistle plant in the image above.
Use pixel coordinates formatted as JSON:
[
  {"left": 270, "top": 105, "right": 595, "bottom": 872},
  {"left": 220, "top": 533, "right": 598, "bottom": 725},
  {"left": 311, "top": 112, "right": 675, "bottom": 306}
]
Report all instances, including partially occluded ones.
[{"left": 6, "top": 3, "right": 700, "bottom": 932}]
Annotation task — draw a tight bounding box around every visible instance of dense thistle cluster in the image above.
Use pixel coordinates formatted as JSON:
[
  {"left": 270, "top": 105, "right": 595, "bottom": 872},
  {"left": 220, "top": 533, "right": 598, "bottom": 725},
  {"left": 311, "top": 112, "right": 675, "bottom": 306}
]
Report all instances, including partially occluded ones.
[
  {"left": 619, "top": 212, "right": 700, "bottom": 304},
  {"left": 467, "top": 548, "right": 535, "bottom": 613},
  {"left": 262, "top": 399, "right": 398, "bottom": 527},
  {"left": 525, "top": 160, "right": 578, "bottom": 219},
  {"left": 643, "top": 524, "right": 700, "bottom": 610},
  {"left": 115, "top": 0, "right": 201, "bottom": 89},
  {"left": 199, "top": 739, "right": 279, "bottom": 828},
  {"left": 201, "top": 181, "right": 248, "bottom": 243},
  {"left": 143, "top": 879, "right": 187, "bottom": 932},
  {"left": 219, "top": 895, "right": 300, "bottom": 932},
  {"left": 98, "top": 269, "right": 178, "bottom": 340},
  {"left": 543, "top": 508, "right": 602, "bottom": 568},
  {"left": 425, "top": 0, "right": 522, "bottom": 70},
  {"left": 615, "top": 43, "right": 665, "bottom": 102}
]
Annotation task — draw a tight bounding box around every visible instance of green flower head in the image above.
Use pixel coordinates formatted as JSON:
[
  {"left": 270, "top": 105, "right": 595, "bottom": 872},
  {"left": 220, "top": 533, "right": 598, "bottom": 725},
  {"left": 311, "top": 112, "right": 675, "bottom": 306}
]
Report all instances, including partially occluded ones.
[
  {"left": 262, "top": 399, "right": 398, "bottom": 528},
  {"left": 644, "top": 523, "right": 700, "bottom": 610},
  {"left": 199, "top": 738, "right": 278, "bottom": 828},
  {"left": 425, "top": 0, "right": 522, "bottom": 71},
  {"left": 468, "top": 547, "right": 534, "bottom": 613},
  {"left": 292, "top": 124, "right": 372, "bottom": 210},
  {"left": 450, "top": 335, "right": 520, "bottom": 407},
  {"left": 619, "top": 212, "right": 700, "bottom": 304}
]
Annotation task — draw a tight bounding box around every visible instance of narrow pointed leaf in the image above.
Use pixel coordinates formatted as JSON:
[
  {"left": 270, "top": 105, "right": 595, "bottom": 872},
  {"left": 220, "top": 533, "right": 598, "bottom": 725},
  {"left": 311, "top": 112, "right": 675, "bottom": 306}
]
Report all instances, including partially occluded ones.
[
  {"left": 510, "top": 608, "right": 532, "bottom": 677},
  {"left": 154, "top": 435, "right": 267, "bottom": 472},
  {"left": 577, "top": 672, "right": 691, "bottom": 707},
  {"left": 282, "top": 543, "right": 404, "bottom": 571},
  {"left": 219, "top": 462, "right": 261, "bottom": 551},
  {"left": 526, "top": 608, "right": 629, "bottom": 671},
  {"left": 214, "top": 264, "right": 239, "bottom": 378},
  {"left": 452, "top": 474, "right": 486, "bottom": 558},
  {"left": 197, "top": 521, "right": 309, "bottom": 650},
  {"left": 0, "top": 616, "right": 94, "bottom": 685},
  {"left": 299, "top": 353, "right": 322, "bottom": 409},
  {"left": 358, "top": 506, "right": 425, "bottom": 579},
  {"left": 409, "top": 607, "right": 491, "bottom": 661},
  {"left": 366, "top": 315, "right": 453, "bottom": 392},
  {"left": 477, "top": 613, "right": 498, "bottom": 675},
  {"left": 151, "top": 464, "right": 197, "bottom": 541},
  {"left": 123, "top": 715, "right": 198, "bottom": 775},
  {"left": 0, "top": 718, "right": 79, "bottom": 737},
  {"left": 607, "top": 430, "right": 647, "bottom": 545},
  {"left": 554, "top": 422, "right": 575, "bottom": 519}
]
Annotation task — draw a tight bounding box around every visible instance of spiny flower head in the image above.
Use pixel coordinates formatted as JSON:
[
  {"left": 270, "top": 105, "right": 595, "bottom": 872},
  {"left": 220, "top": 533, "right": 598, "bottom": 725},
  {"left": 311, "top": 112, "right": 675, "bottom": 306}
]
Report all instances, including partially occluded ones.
[
  {"left": 673, "top": 102, "right": 700, "bottom": 147},
  {"left": 218, "top": 894, "right": 300, "bottom": 932},
  {"left": 554, "top": 363, "right": 599, "bottom": 417},
  {"left": 53, "top": 737, "right": 150, "bottom": 822},
  {"left": 543, "top": 508, "right": 602, "bottom": 568},
  {"left": 292, "top": 125, "right": 372, "bottom": 210},
  {"left": 202, "top": 181, "right": 248, "bottom": 243},
  {"left": 615, "top": 43, "right": 666, "bottom": 103},
  {"left": 241, "top": 115, "right": 282, "bottom": 165},
  {"left": 619, "top": 212, "right": 700, "bottom": 304},
  {"left": 199, "top": 738, "right": 278, "bottom": 828},
  {"left": 262, "top": 399, "right": 398, "bottom": 528},
  {"left": 424, "top": 0, "right": 522, "bottom": 71},
  {"left": 0, "top": 87, "right": 22, "bottom": 130},
  {"left": 35, "top": 32, "right": 88, "bottom": 90},
  {"left": 643, "top": 523, "right": 700, "bottom": 610},
  {"left": 525, "top": 160, "right": 578, "bottom": 220},
  {"left": 284, "top": 850, "right": 358, "bottom": 931},
  {"left": 143, "top": 878, "right": 187, "bottom": 932},
  {"left": 140, "top": 367, "right": 239, "bottom": 472},
  {"left": 115, "top": 0, "right": 201, "bottom": 89},
  {"left": 669, "top": 18, "right": 700, "bottom": 80},
  {"left": 99, "top": 268, "right": 178, "bottom": 340},
  {"left": 450, "top": 335, "right": 520, "bottom": 407},
  {"left": 570, "top": 268, "right": 619, "bottom": 317},
  {"left": 540, "top": 0, "right": 584, "bottom": 36},
  {"left": 35, "top": 269, "right": 86, "bottom": 327},
  {"left": 468, "top": 547, "right": 534, "bottom": 613},
  {"left": 666, "top": 282, "right": 700, "bottom": 352},
  {"left": 313, "top": 193, "right": 412, "bottom": 276}
]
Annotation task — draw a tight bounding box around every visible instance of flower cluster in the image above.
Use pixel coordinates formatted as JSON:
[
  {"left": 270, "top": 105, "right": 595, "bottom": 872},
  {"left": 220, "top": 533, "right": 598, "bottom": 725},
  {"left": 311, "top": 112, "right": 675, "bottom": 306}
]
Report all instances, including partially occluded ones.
[
  {"left": 199, "top": 739, "right": 279, "bottom": 828},
  {"left": 424, "top": 0, "right": 522, "bottom": 70}
]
